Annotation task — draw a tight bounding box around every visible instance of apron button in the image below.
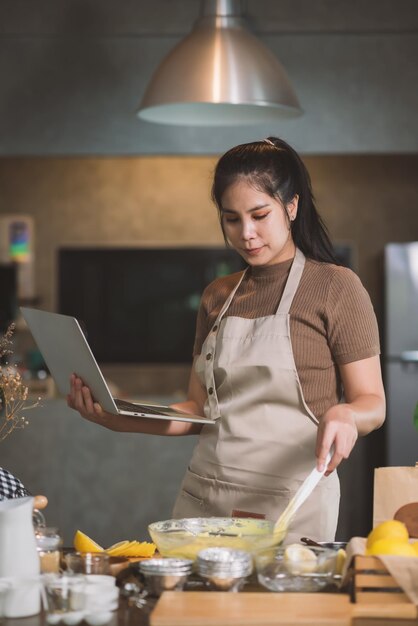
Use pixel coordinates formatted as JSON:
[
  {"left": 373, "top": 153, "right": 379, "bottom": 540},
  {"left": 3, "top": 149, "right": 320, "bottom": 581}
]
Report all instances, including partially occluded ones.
[
  {"left": 212, "top": 325, "right": 218, "bottom": 332},
  {"left": 206, "top": 353, "right": 212, "bottom": 361},
  {"left": 208, "top": 387, "right": 214, "bottom": 395}
]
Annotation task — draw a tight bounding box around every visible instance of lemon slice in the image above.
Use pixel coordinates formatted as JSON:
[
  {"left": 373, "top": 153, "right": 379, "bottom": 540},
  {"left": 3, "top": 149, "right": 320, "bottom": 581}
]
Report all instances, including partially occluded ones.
[
  {"left": 117, "top": 541, "right": 139, "bottom": 557},
  {"left": 124, "top": 541, "right": 156, "bottom": 558},
  {"left": 73, "top": 530, "right": 104, "bottom": 553},
  {"left": 107, "top": 540, "right": 129, "bottom": 552},
  {"left": 106, "top": 541, "right": 131, "bottom": 556},
  {"left": 107, "top": 540, "right": 156, "bottom": 557},
  {"left": 335, "top": 548, "right": 347, "bottom": 575},
  {"left": 284, "top": 543, "right": 317, "bottom": 574},
  {"left": 137, "top": 541, "right": 156, "bottom": 557}
]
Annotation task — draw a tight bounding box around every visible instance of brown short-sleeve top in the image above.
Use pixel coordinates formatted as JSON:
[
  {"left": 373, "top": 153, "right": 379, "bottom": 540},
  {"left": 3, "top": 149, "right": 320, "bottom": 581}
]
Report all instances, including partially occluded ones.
[{"left": 193, "top": 257, "right": 380, "bottom": 420}]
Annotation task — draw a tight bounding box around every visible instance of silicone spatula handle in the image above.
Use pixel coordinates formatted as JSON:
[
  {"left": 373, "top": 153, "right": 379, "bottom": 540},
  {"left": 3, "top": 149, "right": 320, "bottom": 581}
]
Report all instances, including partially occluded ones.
[{"left": 274, "top": 447, "right": 334, "bottom": 533}]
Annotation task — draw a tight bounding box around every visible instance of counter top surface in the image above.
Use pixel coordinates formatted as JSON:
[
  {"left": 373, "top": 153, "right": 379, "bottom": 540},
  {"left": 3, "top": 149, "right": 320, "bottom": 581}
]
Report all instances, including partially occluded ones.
[
  {"left": 151, "top": 591, "right": 351, "bottom": 626},
  {"left": 3, "top": 592, "right": 418, "bottom": 626}
]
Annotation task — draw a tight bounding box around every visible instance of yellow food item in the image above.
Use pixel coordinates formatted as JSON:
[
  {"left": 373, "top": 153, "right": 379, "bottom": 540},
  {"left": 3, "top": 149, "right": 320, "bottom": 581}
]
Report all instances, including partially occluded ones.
[
  {"left": 366, "top": 538, "right": 417, "bottom": 557},
  {"left": 152, "top": 519, "right": 279, "bottom": 559},
  {"left": 161, "top": 535, "right": 276, "bottom": 560},
  {"left": 366, "top": 520, "right": 409, "bottom": 549},
  {"left": 122, "top": 541, "right": 156, "bottom": 558},
  {"left": 412, "top": 542, "right": 418, "bottom": 556},
  {"left": 73, "top": 530, "right": 104, "bottom": 553},
  {"left": 74, "top": 531, "right": 156, "bottom": 558},
  {"left": 283, "top": 543, "right": 317, "bottom": 574},
  {"left": 106, "top": 540, "right": 156, "bottom": 557},
  {"left": 334, "top": 548, "right": 347, "bottom": 575},
  {"left": 107, "top": 540, "right": 128, "bottom": 551},
  {"left": 106, "top": 541, "right": 130, "bottom": 556}
]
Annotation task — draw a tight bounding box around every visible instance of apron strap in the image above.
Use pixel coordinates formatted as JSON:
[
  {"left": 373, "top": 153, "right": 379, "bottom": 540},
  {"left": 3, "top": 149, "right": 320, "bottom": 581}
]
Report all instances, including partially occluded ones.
[
  {"left": 213, "top": 248, "right": 306, "bottom": 323},
  {"left": 276, "top": 248, "right": 306, "bottom": 315},
  {"left": 213, "top": 268, "right": 248, "bottom": 326}
]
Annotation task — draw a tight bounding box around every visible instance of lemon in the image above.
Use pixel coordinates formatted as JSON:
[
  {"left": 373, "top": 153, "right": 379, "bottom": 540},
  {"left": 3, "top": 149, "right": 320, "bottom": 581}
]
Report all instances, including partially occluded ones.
[
  {"left": 366, "top": 538, "right": 416, "bottom": 557},
  {"left": 412, "top": 542, "right": 418, "bottom": 556},
  {"left": 366, "top": 520, "right": 409, "bottom": 549},
  {"left": 284, "top": 543, "right": 317, "bottom": 574},
  {"left": 334, "top": 548, "right": 347, "bottom": 575},
  {"left": 73, "top": 530, "right": 104, "bottom": 553}
]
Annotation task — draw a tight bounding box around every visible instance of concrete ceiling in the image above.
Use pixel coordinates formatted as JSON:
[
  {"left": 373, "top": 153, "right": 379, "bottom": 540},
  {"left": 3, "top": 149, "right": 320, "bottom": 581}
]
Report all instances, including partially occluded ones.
[{"left": 0, "top": 0, "right": 417, "bottom": 155}]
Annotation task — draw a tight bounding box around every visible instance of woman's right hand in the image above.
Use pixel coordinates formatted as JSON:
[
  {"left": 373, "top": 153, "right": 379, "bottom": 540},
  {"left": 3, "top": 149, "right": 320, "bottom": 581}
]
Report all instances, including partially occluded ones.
[
  {"left": 66, "top": 373, "right": 200, "bottom": 436},
  {"left": 67, "top": 373, "right": 113, "bottom": 425}
]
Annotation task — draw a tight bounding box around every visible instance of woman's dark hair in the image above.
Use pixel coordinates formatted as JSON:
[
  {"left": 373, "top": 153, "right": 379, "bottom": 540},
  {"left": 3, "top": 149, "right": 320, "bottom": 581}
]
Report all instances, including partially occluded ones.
[{"left": 211, "top": 137, "right": 339, "bottom": 264}]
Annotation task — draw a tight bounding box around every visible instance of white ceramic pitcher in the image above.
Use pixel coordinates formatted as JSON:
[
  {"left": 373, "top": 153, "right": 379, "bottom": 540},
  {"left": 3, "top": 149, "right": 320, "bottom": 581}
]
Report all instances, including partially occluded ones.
[{"left": 0, "top": 496, "right": 41, "bottom": 617}]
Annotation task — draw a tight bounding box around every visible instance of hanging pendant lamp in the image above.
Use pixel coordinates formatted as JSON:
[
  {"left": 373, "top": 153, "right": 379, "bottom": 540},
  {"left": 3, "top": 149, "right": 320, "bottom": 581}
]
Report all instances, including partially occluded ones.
[{"left": 137, "top": 0, "right": 302, "bottom": 126}]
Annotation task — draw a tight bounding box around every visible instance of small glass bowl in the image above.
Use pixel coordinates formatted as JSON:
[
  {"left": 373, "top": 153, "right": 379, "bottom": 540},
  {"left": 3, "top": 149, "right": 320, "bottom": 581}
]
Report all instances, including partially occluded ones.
[
  {"left": 254, "top": 545, "right": 337, "bottom": 592},
  {"left": 65, "top": 552, "right": 110, "bottom": 575}
]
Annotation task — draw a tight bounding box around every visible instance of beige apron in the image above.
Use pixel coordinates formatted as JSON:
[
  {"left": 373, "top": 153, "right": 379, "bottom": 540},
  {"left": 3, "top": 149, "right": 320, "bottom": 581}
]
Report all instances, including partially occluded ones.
[{"left": 173, "top": 249, "right": 340, "bottom": 544}]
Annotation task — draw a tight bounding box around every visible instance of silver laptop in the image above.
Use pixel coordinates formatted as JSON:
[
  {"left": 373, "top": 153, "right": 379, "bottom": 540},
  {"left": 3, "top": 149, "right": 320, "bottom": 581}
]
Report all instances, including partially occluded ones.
[{"left": 21, "top": 307, "right": 214, "bottom": 424}]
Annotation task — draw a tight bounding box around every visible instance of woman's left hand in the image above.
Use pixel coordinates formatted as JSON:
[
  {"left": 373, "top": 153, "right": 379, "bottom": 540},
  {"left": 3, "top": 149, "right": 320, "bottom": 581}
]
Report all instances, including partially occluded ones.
[
  {"left": 316, "top": 405, "right": 358, "bottom": 475},
  {"left": 315, "top": 355, "right": 386, "bottom": 475}
]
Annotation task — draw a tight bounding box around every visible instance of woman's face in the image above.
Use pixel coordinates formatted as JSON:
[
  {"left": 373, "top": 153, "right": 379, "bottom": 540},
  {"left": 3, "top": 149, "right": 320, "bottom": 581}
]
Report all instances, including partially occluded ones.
[{"left": 220, "top": 179, "right": 298, "bottom": 266}]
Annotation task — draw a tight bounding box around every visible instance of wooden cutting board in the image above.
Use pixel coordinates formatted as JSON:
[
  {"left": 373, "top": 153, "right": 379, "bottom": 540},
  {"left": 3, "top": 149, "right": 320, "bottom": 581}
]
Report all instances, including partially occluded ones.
[{"left": 150, "top": 592, "right": 351, "bottom": 626}]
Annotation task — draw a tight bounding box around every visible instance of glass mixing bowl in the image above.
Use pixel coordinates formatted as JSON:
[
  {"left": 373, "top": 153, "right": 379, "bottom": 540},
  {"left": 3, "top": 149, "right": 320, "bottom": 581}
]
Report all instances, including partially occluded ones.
[
  {"left": 254, "top": 545, "right": 337, "bottom": 592},
  {"left": 148, "top": 517, "right": 285, "bottom": 560}
]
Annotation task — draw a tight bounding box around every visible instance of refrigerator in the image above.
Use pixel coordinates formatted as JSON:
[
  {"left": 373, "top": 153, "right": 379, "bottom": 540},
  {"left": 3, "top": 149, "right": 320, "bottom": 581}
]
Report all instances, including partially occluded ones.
[{"left": 384, "top": 242, "right": 418, "bottom": 466}]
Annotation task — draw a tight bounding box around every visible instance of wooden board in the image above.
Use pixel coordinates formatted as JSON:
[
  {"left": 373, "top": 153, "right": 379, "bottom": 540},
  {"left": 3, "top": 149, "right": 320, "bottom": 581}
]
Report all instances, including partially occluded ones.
[{"left": 151, "top": 592, "right": 351, "bottom": 626}]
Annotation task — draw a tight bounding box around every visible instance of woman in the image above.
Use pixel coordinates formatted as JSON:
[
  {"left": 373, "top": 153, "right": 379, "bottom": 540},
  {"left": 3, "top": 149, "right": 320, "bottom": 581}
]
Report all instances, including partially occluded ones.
[{"left": 68, "top": 137, "right": 385, "bottom": 542}]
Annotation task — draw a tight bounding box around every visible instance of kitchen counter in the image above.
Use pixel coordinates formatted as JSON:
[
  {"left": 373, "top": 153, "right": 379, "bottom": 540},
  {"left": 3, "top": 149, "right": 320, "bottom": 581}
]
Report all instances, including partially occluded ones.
[
  {"left": 3, "top": 592, "right": 417, "bottom": 626},
  {"left": 150, "top": 591, "right": 418, "bottom": 626}
]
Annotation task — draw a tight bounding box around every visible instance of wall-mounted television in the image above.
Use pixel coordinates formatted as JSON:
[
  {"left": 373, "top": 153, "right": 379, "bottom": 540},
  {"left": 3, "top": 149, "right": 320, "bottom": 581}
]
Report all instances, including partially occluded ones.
[
  {"left": 58, "top": 244, "right": 352, "bottom": 365},
  {"left": 58, "top": 247, "right": 246, "bottom": 364}
]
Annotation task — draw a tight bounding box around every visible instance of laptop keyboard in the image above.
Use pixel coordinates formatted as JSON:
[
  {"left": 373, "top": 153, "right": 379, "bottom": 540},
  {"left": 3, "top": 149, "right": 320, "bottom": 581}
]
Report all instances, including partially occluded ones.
[
  {"left": 115, "top": 398, "right": 212, "bottom": 421},
  {"left": 115, "top": 399, "right": 172, "bottom": 415}
]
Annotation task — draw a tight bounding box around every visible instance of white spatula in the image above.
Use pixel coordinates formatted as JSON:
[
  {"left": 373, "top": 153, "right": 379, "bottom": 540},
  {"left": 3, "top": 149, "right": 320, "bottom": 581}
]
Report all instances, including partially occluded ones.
[{"left": 273, "top": 449, "right": 333, "bottom": 538}]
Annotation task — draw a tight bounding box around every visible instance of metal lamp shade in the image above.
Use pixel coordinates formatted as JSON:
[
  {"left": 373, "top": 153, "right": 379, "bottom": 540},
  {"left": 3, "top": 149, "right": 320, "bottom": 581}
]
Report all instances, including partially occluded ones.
[{"left": 137, "top": 2, "right": 302, "bottom": 126}]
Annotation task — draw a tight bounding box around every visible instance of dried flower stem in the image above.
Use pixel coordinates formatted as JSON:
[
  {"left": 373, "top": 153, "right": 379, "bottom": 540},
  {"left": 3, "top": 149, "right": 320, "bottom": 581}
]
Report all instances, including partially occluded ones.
[
  {"left": 0, "top": 322, "right": 15, "bottom": 359},
  {"left": 0, "top": 324, "right": 40, "bottom": 442}
]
